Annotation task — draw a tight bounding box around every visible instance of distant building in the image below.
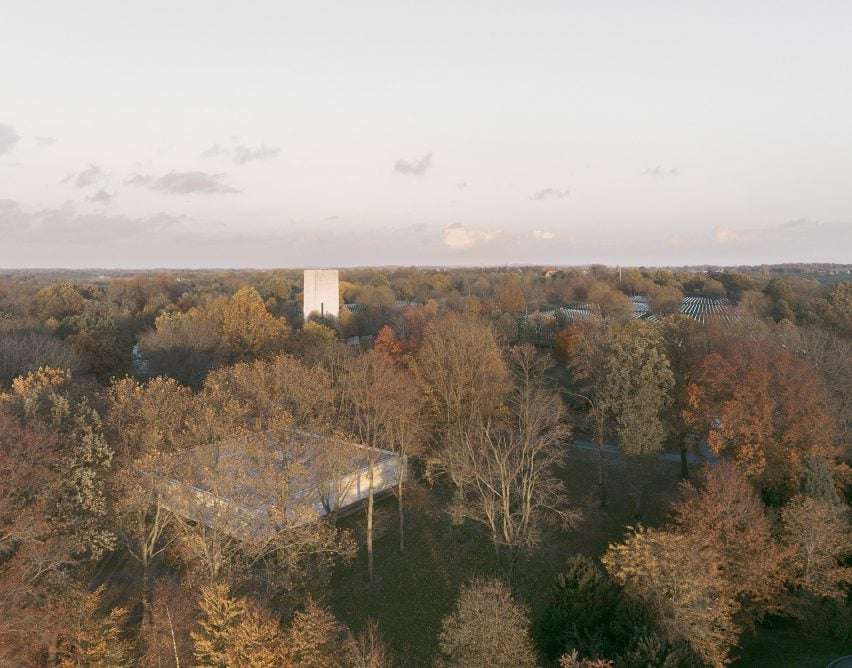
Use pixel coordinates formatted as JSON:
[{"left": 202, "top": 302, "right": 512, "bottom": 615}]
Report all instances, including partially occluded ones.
[{"left": 303, "top": 269, "right": 340, "bottom": 322}]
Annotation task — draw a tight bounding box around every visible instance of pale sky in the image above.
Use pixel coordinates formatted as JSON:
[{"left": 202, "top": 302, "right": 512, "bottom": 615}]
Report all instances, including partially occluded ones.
[{"left": 1, "top": 1, "right": 851, "bottom": 268}]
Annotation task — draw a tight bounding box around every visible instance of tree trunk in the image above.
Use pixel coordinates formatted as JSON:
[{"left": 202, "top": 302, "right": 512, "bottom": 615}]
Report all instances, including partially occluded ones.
[
  {"left": 595, "top": 418, "right": 607, "bottom": 508},
  {"left": 166, "top": 605, "right": 180, "bottom": 668},
  {"left": 141, "top": 558, "right": 152, "bottom": 631},
  {"left": 397, "top": 478, "right": 405, "bottom": 553},
  {"left": 680, "top": 443, "right": 690, "bottom": 479},
  {"left": 633, "top": 484, "right": 643, "bottom": 519},
  {"left": 367, "top": 461, "right": 375, "bottom": 582},
  {"left": 46, "top": 630, "right": 59, "bottom": 666}
]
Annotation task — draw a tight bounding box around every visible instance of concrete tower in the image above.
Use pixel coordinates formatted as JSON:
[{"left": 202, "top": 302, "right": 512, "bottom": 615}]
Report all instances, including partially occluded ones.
[{"left": 303, "top": 269, "right": 340, "bottom": 322}]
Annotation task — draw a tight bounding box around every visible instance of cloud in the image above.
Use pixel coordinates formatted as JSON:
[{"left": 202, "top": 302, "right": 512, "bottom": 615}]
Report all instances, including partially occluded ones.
[
  {"left": 64, "top": 163, "right": 104, "bottom": 188},
  {"left": 201, "top": 142, "right": 282, "bottom": 164},
  {"left": 778, "top": 217, "right": 821, "bottom": 231},
  {"left": 531, "top": 230, "right": 556, "bottom": 240},
  {"left": 713, "top": 218, "right": 824, "bottom": 246},
  {"left": 530, "top": 188, "right": 570, "bottom": 201},
  {"left": 35, "top": 136, "right": 57, "bottom": 147},
  {"left": 126, "top": 171, "right": 240, "bottom": 194},
  {"left": 642, "top": 166, "right": 680, "bottom": 177},
  {"left": 200, "top": 144, "right": 229, "bottom": 158},
  {"left": 713, "top": 226, "right": 746, "bottom": 244},
  {"left": 394, "top": 152, "right": 432, "bottom": 176},
  {"left": 441, "top": 222, "right": 494, "bottom": 250},
  {"left": 86, "top": 189, "right": 114, "bottom": 204},
  {"left": 124, "top": 174, "right": 152, "bottom": 186},
  {"left": 0, "top": 124, "right": 21, "bottom": 155},
  {"left": 232, "top": 144, "right": 281, "bottom": 164},
  {"left": 0, "top": 199, "right": 183, "bottom": 244}
]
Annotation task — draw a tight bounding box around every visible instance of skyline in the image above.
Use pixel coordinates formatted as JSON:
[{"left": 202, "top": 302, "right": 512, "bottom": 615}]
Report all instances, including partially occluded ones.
[{"left": 2, "top": 1, "right": 851, "bottom": 268}]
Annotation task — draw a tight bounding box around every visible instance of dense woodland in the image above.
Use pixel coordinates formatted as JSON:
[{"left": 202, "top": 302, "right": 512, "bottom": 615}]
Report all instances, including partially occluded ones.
[{"left": 0, "top": 264, "right": 850, "bottom": 667}]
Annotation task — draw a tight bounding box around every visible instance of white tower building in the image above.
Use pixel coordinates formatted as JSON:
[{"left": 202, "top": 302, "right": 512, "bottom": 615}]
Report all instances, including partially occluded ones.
[{"left": 303, "top": 269, "right": 340, "bottom": 322}]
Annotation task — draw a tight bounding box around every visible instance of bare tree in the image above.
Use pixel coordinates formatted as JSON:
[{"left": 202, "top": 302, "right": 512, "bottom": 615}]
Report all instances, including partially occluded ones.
[
  {"left": 203, "top": 353, "right": 336, "bottom": 432},
  {"left": 105, "top": 377, "right": 199, "bottom": 631},
  {"left": 781, "top": 495, "right": 852, "bottom": 603},
  {"left": 451, "top": 345, "right": 578, "bottom": 567},
  {"left": 338, "top": 351, "right": 421, "bottom": 578},
  {"left": 0, "top": 328, "right": 80, "bottom": 388},
  {"left": 346, "top": 619, "right": 392, "bottom": 668},
  {"left": 411, "top": 313, "right": 509, "bottom": 487}
]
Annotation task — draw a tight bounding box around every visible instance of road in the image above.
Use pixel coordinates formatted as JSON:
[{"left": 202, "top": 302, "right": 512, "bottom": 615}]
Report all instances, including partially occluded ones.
[{"left": 569, "top": 438, "right": 716, "bottom": 465}]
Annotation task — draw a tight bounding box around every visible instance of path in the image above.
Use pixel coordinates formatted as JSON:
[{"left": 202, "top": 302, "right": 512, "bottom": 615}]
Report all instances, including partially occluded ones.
[{"left": 569, "top": 438, "right": 717, "bottom": 465}]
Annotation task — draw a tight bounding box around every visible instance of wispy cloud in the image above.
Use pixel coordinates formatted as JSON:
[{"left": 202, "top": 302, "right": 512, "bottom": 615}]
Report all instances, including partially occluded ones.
[
  {"left": 124, "top": 174, "right": 151, "bottom": 186},
  {"left": 0, "top": 199, "right": 183, "bottom": 244},
  {"left": 64, "top": 163, "right": 104, "bottom": 188},
  {"left": 126, "top": 171, "right": 240, "bottom": 195},
  {"left": 232, "top": 144, "right": 281, "bottom": 164},
  {"left": 200, "top": 144, "right": 229, "bottom": 158},
  {"left": 394, "top": 152, "right": 432, "bottom": 176},
  {"left": 642, "top": 166, "right": 679, "bottom": 177},
  {"left": 86, "top": 189, "right": 114, "bottom": 204},
  {"left": 713, "top": 218, "right": 823, "bottom": 246},
  {"left": 531, "top": 229, "right": 556, "bottom": 240},
  {"left": 35, "top": 136, "right": 57, "bottom": 147},
  {"left": 779, "top": 217, "right": 821, "bottom": 231},
  {"left": 0, "top": 124, "right": 21, "bottom": 156},
  {"left": 201, "top": 142, "right": 281, "bottom": 164},
  {"left": 530, "top": 187, "right": 570, "bottom": 201}
]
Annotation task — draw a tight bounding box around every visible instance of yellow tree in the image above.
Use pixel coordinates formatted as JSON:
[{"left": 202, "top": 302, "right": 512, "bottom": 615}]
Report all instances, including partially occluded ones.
[
  {"left": 598, "top": 322, "right": 674, "bottom": 515},
  {"left": 602, "top": 527, "right": 738, "bottom": 667},
  {"left": 219, "top": 286, "right": 290, "bottom": 361},
  {"left": 192, "top": 582, "right": 287, "bottom": 668},
  {"left": 437, "top": 579, "right": 537, "bottom": 667},
  {"left": 284, "top": 598, "right": 351, "bottom": 667},
  {"left": 56, "top": 586, "right": 133, "bottom": 668}
]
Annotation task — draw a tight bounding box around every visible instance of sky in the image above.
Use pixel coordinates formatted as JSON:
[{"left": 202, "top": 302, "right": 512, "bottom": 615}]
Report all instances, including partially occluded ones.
[{"left": 1, "top": 1, "right": 851, "bottom": 268}]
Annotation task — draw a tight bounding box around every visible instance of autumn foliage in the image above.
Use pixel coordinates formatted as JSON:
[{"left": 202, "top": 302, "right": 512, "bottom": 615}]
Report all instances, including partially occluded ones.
[{"left": 685, "top": 341, "right": 837, "bottom": 499}]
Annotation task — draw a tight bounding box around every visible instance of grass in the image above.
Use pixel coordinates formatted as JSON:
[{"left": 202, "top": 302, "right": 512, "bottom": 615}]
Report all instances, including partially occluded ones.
[
  {"left": 328, "top": 449, "right": 850, "bottom": 667},
  {"left": 733, "top": 620, "right": 849, "bottom": 667},
  {"left": 328, "top": 449, "right": 683, "bottom": 666},
  {"left": 96, "top": 443, "right": 849, "bottom": 666}
]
